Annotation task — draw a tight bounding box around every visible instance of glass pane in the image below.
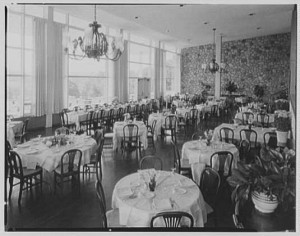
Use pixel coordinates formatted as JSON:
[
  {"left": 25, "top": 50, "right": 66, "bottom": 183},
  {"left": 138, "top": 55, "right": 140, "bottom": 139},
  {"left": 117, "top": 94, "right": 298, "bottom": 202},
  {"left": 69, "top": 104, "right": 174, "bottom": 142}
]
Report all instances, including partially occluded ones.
[
  {"left": 130, "top": 34, "right": 150, "bottom": 45},
  {"left": 166, "top": 52, "right": 176, "bottom": 66},
  {"left": 7, "top": 48, "right": 22, "bottom": 75},
  {"left": 129, "top": 43, "right": 150, "bottom": 63},
  {"left": 129, "top": 63, "right": 151, "bottom": 78},
  {"left": 24, "top": 76, "right": 33, "bottom": 115},
  {"left": 68, "top": 77, "right": 108, "bottom": 108},
  {"left": 69, "top": 15, "right": 88, "bottom": 29},
  {"left": 25, "top": 16, "right": 33, "bottom": 49},
  {"left": 8, "top": 5, "right": 23, "bottom": 13},
  {"left": 7, "top": 12, "right": 22, "bottom": 47},
  {"left": 7, "top": 76, "right": 22, "bottom": 118},
  {"left": 53, "top": 10, "right": 66, "bottom": 24},
  {"left": 128, "top": 78, "right": 138, "bottom": 101},
  {"left": 164, "top": 43, "right": 176, "bottom": 53},
  {"left": 25, "top": 5, "right": 44, "bottom": 17},
  {"left": 69, "top": 58, "right": 107, "bottom": 77},
  {"left": 25, "top": 50, "right": 33, "bottom": 76}
]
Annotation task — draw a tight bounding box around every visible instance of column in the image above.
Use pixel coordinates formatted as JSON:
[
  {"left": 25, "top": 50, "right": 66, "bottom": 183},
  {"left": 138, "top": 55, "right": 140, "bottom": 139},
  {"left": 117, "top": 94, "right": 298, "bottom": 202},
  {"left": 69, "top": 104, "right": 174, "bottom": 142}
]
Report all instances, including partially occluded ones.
[{"left": 215, "top": 34, "right": 222, "bottom": 99}]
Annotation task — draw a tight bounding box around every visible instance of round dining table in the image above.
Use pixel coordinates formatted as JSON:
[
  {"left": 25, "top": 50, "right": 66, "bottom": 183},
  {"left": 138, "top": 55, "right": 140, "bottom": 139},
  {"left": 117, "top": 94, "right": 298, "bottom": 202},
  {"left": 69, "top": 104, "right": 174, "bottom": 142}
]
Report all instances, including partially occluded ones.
[
  {"left": 111, "top": 170, "right": 208, "bottom": 227},
  {"left": 13, "top": 134, "right": 97, "bottom": 173},
  {"left": 181, "top": 140, "right": 239, "bottom": 185}
]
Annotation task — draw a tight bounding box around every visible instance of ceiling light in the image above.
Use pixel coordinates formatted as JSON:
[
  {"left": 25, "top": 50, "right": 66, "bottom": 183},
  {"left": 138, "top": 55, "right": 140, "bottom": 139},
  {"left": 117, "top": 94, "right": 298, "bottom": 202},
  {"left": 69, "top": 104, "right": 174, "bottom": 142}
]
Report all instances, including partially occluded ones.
[
  {"left": 202, "top": 28, "right": 226, "bottom": 74},
  {"left": 249, "top": 13, "right": 256, "bottom": 16},
  {"left": 135, "top": 16, "right": 139, "bottom": 19},
  {"left": 204, "top": 22, "right": 208, "bottom": 25},
  {"left": 68, "top": 5, "right": 124, "bottom": 61}
]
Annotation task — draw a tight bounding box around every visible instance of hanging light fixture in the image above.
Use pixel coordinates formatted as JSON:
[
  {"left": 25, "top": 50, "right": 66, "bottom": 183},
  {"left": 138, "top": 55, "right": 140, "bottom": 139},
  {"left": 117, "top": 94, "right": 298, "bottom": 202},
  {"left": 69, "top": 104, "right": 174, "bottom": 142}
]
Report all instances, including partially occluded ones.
[
  {"left": 68, "top": 5, "right": 124, "bottom": 61},
  {"left": 202, "top": 28, "right": 226, "bottom": 73}
]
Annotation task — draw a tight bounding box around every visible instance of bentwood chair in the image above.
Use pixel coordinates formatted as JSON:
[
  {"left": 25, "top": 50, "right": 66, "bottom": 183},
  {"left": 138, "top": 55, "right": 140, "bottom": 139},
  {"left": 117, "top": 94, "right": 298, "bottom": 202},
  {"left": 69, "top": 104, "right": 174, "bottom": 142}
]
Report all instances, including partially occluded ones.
[
  {"left": 150, "top": 211, "right": 194, "bottom": 227},
  {"left": 8, "top": 151, "right": 43, "bottom": 205},
  {"left": 242, "top": 112, "right": 254, "bottom": 125},
  {"left": 210, "top": 151, "right": 234, "bottom": 184},
  {"left": 60, "top": 110, "right": 76, "bottom": 130},
  {"left": 263, "top": 131, "right": 277, "bottom": 149},
  {"left": 80, "top": 110, "right": 94, "bottom": 135},
  {"left": 121, "top": 124, "right": 141, "bottom": 158},
  {"left": 170, "top": 140, "right": 191, "bottom": 178},
  {"left": 219, "top": 127, "right": 234, "bottom": 144},
  {"left": 199, "top": 167, "right": 221, "bottom": 226},
  {"left": 82, "top": 129, "right": 104, "bottom": 181},
  {"left": 161, "top": 115, "right": 178, "bottom": 143},
  {"left": 54, "top": 149, "right": 82, "bottom": 195},
  {"left": 139, "top": 155, "right": 163, "bottom": 170},
  {"left": 239, "top": 129, "right": 258, "bottom": 151},
  {"left": 256, "top": 113, "right": 270, "bottom": 128},
  {"left": 95, "top": 180, "right": 122, "bottom": 227},
  {"left": 239, "top": 139, "right": 251, "bottom": 164},
  {"left": 146, "top": 119, "right": 157, "bottom": 153},
  {"left": 14, "top": 118, "right": 29, "bottom": 144}
]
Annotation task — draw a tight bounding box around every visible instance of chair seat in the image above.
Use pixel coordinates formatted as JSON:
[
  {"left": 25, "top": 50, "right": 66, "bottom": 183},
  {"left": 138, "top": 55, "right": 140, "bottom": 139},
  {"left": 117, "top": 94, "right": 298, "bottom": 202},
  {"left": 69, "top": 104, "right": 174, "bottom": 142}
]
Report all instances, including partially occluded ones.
[
  {"left": 54, "top": 164, "right": 79, "bottom": 175},
  {"left": 104, "top": 133, "right": 114, "bottom": 138},
  {"left": 106, "top": 209, "right": 123, "bottom": 227},
  {"left": 15, "top": 167, "right": 42, "bottom": 178}
]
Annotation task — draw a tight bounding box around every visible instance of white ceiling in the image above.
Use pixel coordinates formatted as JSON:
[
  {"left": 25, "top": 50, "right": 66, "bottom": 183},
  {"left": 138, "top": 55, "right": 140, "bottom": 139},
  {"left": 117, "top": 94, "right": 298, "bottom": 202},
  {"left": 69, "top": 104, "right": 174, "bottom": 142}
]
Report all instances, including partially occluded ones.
[{"left": 53, "top": 4, "right": 294, "bottom": 49}]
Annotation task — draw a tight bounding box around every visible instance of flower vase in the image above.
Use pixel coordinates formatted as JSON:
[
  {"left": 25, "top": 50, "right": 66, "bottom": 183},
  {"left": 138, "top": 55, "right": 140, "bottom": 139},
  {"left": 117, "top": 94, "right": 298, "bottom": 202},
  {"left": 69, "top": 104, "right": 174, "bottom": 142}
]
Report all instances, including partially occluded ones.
[
  {"left": 276, "top": 130, "right": 288, "bottom": 146},
  {"left": 149, "top": 178, "right": 156, "bottom": 192}
]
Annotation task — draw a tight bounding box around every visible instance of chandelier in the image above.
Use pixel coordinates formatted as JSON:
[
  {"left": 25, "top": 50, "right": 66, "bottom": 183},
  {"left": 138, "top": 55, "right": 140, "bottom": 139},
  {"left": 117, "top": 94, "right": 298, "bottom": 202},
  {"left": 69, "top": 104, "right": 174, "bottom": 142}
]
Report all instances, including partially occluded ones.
[
  {"left": 201, "top": 28, "right": 226, "bottom": 73},
  {"left": 68, "top": 5, "right": 124, "bottom": 61}
]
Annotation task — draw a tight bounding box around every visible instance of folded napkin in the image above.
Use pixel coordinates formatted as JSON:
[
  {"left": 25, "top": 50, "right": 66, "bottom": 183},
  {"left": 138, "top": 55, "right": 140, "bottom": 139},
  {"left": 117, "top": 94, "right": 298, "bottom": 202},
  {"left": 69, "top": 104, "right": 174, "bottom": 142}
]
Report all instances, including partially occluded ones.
[
  {"left": 153, "top": 198, "right": 173, "bottom": 211},
  {"left": 118, "top": 187, "right": 133, "bottom": 198}
]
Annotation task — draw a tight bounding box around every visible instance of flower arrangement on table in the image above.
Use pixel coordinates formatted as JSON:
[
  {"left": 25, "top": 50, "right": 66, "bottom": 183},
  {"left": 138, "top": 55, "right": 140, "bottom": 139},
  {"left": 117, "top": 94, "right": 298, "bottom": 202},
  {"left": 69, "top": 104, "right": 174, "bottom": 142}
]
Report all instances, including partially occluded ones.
[
  {"left": 204, "top": 129, "right": 214, "bottom": 146},
  {"left": 43, "top": 134, "right": 69, "bottom": 147},
  {"left": 274, "top": 110, "right": 291, "bottom": 132}
]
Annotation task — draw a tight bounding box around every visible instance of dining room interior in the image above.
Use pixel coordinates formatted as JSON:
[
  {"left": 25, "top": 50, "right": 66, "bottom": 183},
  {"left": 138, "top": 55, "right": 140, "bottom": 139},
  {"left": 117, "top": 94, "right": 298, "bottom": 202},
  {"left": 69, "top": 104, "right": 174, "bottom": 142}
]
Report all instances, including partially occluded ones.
[{"left": 4, "top": 2, "right": 298, "bottom": 232}]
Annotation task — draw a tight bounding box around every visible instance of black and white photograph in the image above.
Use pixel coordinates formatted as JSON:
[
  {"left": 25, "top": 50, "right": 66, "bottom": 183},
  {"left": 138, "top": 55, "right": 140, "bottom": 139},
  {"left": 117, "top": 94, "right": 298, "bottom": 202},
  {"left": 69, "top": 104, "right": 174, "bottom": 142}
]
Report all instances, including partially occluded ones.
[{"left": 2, "top": 0, "right": 298, "bottom": 232}]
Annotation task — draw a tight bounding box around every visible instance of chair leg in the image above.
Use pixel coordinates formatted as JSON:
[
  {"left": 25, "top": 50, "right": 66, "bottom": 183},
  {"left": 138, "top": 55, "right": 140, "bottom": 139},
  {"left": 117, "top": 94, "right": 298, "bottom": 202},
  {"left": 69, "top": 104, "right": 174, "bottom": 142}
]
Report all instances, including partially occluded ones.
[
  {"left": 8, "top": 176, "right": 14, "bottom": 200},
  {"left": 18, "top": 180, "right": 24, "bottom": 205},
  {"left": 61, "top": 176, "right": 64, "bottom": 195}
]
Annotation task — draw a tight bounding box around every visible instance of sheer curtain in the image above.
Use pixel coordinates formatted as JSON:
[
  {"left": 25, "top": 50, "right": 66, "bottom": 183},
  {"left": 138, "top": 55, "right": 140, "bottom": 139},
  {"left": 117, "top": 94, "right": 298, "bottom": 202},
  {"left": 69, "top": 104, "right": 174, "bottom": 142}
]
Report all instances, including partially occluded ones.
[
  {"left": 34, "top": 17, "right": 65, "bottom": 127},
  {"left": 33, "top": 18, "right": 47, "bottom": 116},
  {"left": 154, "top": 46, "right": 163, "bottom": 98},
  {"left": 47, "top": 21, "right": 64, "bottom": 115},
  {"left": 114, "top": 40, "right": 128, "bottom": 103}
]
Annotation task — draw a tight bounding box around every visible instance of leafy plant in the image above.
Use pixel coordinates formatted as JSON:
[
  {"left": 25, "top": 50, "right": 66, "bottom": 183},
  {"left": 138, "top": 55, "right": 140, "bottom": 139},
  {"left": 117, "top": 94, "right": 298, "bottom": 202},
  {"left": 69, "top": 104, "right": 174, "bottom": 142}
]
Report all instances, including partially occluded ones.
[
  {"left": 225, "top": 81, "right": 238, "bottom": 94},
  {"left": 227, "top": 145, "right": 295, "bottom": 205},
  {"left": 275, "top": 99, "right": 289, "bottom": 111},
  {"left": 274, "top": 110, "right": 291, "bottom": 132}
]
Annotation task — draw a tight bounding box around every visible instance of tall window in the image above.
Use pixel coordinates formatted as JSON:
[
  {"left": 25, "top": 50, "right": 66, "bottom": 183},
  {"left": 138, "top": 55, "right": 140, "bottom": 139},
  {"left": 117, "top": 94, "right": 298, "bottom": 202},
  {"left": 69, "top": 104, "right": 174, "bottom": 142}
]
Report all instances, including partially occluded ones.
[
  {"left": 163, "top": 50, "right": 181, "bottom": 95},
  {"left": 66, "top": 17, "right": 111, "bottom": 108},
  {"left": 7, "top": 7, "right": 36, "bottom": 118},
  {"left": 128, "top": 39, "right": 154, "bottom": 101}
]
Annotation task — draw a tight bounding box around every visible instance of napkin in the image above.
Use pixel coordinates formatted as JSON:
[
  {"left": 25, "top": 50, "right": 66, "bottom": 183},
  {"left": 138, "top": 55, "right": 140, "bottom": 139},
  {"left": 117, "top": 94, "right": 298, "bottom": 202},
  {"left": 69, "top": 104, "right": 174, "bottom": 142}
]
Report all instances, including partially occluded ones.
[
  {"left": 153, "top": 198, "right": 172, "bottom": 210},
  {"left": 118, "top": 187, "right": 133, "bottom": 198}
]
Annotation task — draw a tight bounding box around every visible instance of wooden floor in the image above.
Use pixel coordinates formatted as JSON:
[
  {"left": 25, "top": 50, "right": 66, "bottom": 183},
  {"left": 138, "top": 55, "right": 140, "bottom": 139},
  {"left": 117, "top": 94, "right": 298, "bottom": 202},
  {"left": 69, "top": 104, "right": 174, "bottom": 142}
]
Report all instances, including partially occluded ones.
[{"left": 5, "top": 115, "right": 294, "bottom": 231}]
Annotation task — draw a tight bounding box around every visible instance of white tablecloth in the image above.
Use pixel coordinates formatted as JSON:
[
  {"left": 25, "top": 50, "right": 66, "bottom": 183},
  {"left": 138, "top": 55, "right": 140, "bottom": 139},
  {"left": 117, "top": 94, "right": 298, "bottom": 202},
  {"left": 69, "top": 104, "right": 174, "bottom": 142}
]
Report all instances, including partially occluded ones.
[
  {"left": 111, "top": 170, "right": 207, "bottom": 227},
  {"left": 67, "top": 111, "right": 88, "bottom": 130},
  {"left": 7, "top": 121, "right": 23, "bottom": 147},
  {"left": 212, "top": 123, "right": 276, "bottom": 145},
  {"left": 181, "top": 140, "right": 239, "bottom": 185},
  {"left": 113, "top": 121, "right": 148, "bottom": 151},
  {"left": 14, "top": 134, "right": 97, "bottom": 172}
]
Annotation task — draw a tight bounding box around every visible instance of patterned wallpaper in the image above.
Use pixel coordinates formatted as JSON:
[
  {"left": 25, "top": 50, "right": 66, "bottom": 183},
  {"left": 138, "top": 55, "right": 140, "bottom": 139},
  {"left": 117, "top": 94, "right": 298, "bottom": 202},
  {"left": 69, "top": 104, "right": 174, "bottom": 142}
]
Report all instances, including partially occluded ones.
[{"left": 181, "top": 33, "right": 291, "bottom": 101}]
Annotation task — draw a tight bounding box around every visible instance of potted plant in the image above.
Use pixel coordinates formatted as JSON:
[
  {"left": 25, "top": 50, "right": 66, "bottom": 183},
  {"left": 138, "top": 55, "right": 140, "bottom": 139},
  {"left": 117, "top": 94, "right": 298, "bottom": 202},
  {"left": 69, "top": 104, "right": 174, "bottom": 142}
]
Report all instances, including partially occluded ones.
[
  {"left": 225, "top": 81, "right": 238, "bottom": 95},
  {"left": 274, "top": 110, "right": 291, "bottom": 145},
  {"left": 227, "top": 145, "right": 295, "bottom": 214},
  {"left": 253, "top": 85, "right": 265, "bottom": 102},
  {"left": 275, "top": 99, "right": 289, "bottom": 111}
]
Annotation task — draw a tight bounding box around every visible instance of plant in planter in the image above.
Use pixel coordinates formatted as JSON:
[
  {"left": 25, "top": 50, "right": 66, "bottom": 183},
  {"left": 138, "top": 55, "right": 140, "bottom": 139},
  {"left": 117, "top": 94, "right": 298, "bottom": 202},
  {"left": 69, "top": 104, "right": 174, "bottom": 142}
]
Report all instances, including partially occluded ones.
[
  {"left": 253, "top": 85, "right": 265, "bottom": 102},
  {"left": 227, "top": 145, "right": 296, "bottom": 213},
  {"left": 275, "top": 99, "right": 289, "bottom": 111},
  {"left": 225, "top": 81, "right": 238, "bottom": 95}
]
